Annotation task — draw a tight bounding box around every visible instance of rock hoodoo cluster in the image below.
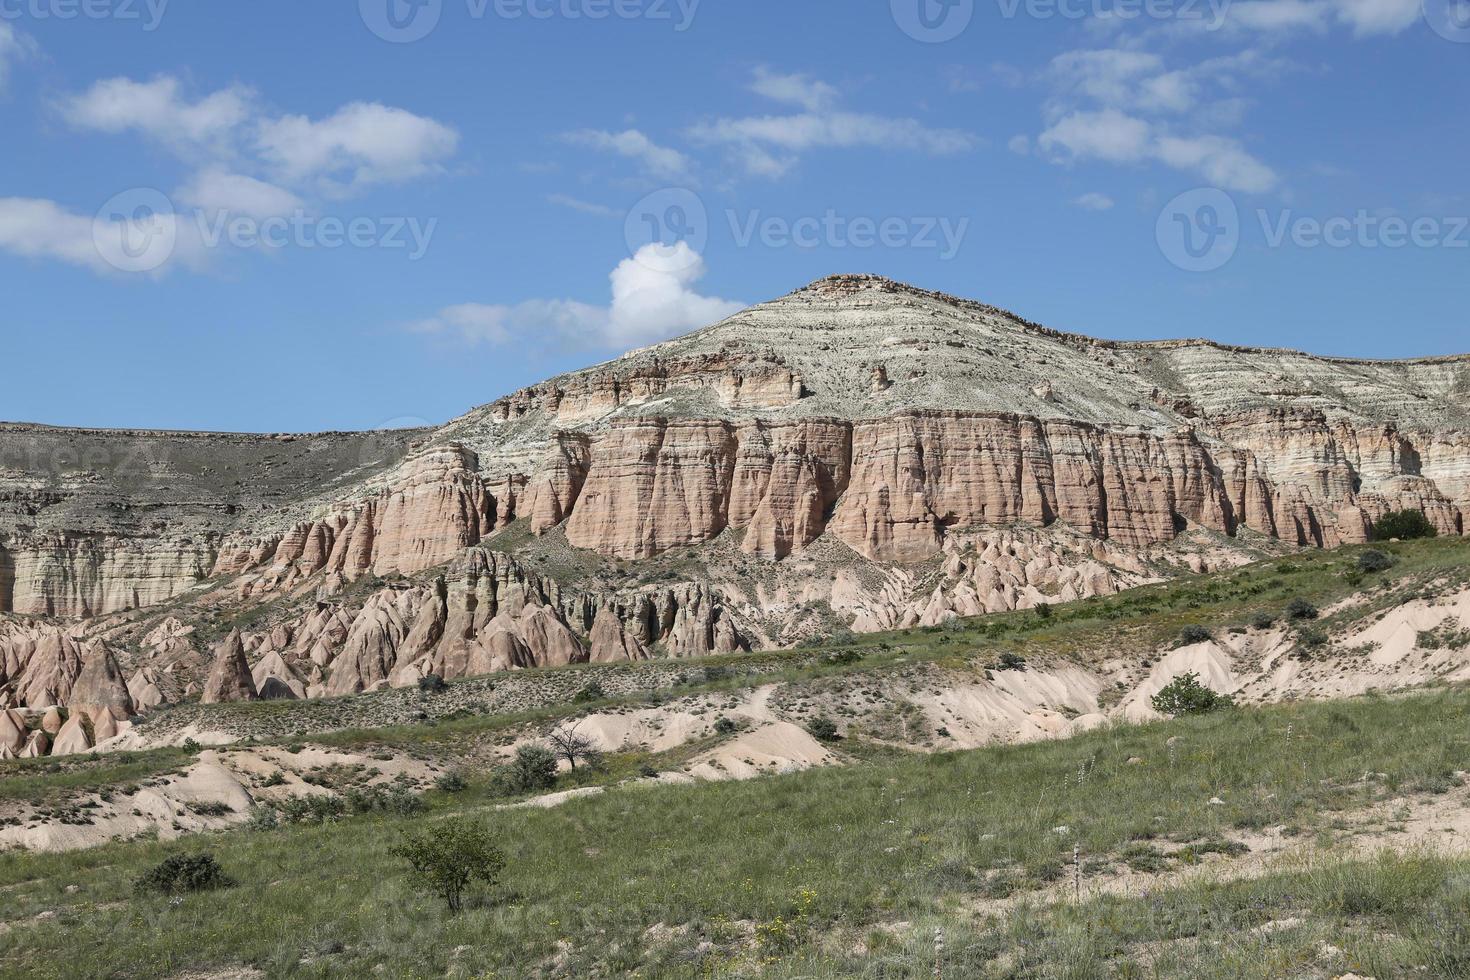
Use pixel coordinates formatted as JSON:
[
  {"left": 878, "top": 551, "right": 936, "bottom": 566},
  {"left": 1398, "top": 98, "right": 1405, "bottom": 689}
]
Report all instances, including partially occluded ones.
[{"left": 2, "top": 274, "right": 1466, "bottom": 722}]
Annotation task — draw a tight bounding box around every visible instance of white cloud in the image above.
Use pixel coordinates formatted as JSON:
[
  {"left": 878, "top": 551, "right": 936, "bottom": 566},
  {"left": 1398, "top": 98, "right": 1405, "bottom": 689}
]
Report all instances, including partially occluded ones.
[
  {"left": 691, "top": 68, "right": 975, "bottom": 178},
  {"left": 1220, "top": 0, "right": 1419, "bottom": 34},
  {"left": 1040, "top": 109, "right": 1153, "bottom": 163},
  {"left": 59, "top": 76, "right": 255, "bottom": 157},
  {"left": 1007, "top": 134, "right": 1031, "bottom": 155},
  {"left": 1039, "top": 109, "right": 1277, "bottom": 192},
  {"left": 409, "top": 243, "right": 743, "bottom": 351},
  {"left": 0, "top": 23, "right": 36, "bottom": 92},
  {"left": 257, "top": 102, "right": 459, "bottom": 192},
  {"left": 547, "top": 193, "right": 619, "bottom": 217},
  {"left": 562, "top": 129, "right": 691, "bottom": 180},
  {"left": 0, "top": 196, "right": 206, "bottom": 276},
  {"left": 1153, "top": 135, "right": 1279, "bottom": 193},
  {"left": 749, "top": 67, "right": 840, "bottom": 112},
  {"left": 176, "top": 169, "right": 302, "bottom": 219},
  {"left": 1073, "top": 192, "right": 1116, "bottom": 211}
]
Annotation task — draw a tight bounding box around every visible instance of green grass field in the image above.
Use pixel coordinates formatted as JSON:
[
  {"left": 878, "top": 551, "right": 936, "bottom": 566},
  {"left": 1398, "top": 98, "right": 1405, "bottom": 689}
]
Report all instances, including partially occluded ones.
[{"left": 3, "top": 684, "right": 1469, "bottom": 978}]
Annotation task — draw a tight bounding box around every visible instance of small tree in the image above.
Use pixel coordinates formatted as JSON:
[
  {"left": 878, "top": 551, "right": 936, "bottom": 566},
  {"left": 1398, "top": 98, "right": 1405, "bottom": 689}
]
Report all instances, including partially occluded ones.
[
  {"left": 545, "top": 722, "right": 602, "bottom": 772},
  {"left": 1151, "top": 672, "right": 1234, "bottom": 716},
  {"left": 806, "top": 716, "right": 840, "bottom": 742},
  {"left": 1285, "top": 598, "right": 1319, "bottom": 621},
  {"left": 1373, "top": 510, "right": 1437, "bottom": 541},
  {"left": 1178, "top": 625, "right": 1213, "bottom": 646},
  {"left": 996, "top": 651, "right": 1028, "bottom": 671},
  {"left": 391, "top": 817, "right": 505, "bottom": 913},
  {"left": 503, "top": 744, "right": 558, "bottom": 793},
  {"left": 134, "top": 853, "right": 234, "bottom": 896}
]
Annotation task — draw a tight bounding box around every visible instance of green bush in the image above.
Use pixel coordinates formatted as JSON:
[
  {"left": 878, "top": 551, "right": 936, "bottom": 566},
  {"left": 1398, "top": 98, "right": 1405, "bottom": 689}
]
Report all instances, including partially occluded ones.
[
  {"left": 1286, "top": 598, "right": 1320, "bottom": 621},
  {"left": 572, "top": 680, "right": 606, "bottom": 704},
  {"left": 277, "top": 795, "right": 346, "bottom": 825},
  {"left": 713, "top": 717, "right": 738, "bottom": 736},
  {"left": 1151, "top": 672, "right": 1234, "bottom": 716},
  {"left": 1374, "top": 510, "right": 1437, "bottom": 541},
  {"left": 391, "top": 817, "right": 505, "bottom": 913},
  {"left": 806, "top": 717, "right": 840, "bottom": 742},
  {"left": 1178, "top": 625, "right": 1213, "bottom": 646},
  {"left": 134, "top": 854, "right": 234, "bottom": 896},
  {"left": 418, "top": 674, "right": 448, "bottom": 693},
  {"left": 496, "top": 744, "right": 558, "bottom": 795},
  {"left": 1357, "top": 549, "right": 1398, "bottom": 573},
  {"left": 1249, "top": 611, "right": 1277, "bottom": 630},
  {"left": 434, "top": 771, "right": 469, "bottom": 793},
  {"left": 996, "top": 652, "right": 1028, "bottom": 671}
]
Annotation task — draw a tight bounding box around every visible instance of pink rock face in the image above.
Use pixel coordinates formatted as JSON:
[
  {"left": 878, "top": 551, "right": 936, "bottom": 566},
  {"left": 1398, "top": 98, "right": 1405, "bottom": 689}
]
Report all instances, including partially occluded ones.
[
  {"left": 201, "top": 630, "right": 259, "bottom": 704},
  {"left": 68, "top": 641, "right": 135, "bottom": 719}
]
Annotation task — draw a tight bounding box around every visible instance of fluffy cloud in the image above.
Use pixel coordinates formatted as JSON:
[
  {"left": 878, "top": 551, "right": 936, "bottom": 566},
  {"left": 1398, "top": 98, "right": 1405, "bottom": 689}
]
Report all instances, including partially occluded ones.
[
  {"left": 409, "top": 243, "right": 742, "bottom": 351},
  {"left": 748, "top": 67, "right": 840, "bottom": 112},
  {"left": 0, "top": 196, "right": 206, "bottom": 276},
  {"left": 257, "top": 102, "right": 459, "bottom": 192},
  {"left": 562, "top": 129, "right": 691, "bottom": 180},
  {"left": 59, "top": 76, "right": 255, "bottom": 157},
  {"left": 1034, "top": 48, "right": 1281, "bottom": 193},
  {"left": 60, "top": 76, "right": 459, "bottom": 196},
  {"left": 691, "top": 68, "right": 975, "bottom": 178},
  {"left": 176, "top": 169, "right": 302, "bottom": 219}
]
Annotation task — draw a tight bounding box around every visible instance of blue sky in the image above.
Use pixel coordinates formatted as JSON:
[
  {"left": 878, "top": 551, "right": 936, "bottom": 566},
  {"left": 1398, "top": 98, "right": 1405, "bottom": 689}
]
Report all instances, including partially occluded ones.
[{"left": 0, "top": 0, "right": 1466, "bottom": 432}]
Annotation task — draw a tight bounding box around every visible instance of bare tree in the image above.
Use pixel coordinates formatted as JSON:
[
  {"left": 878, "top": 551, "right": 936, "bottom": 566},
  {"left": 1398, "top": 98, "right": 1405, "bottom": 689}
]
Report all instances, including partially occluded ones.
[{"left": 546, "top": 721, "right": 602, "bottom": 771}]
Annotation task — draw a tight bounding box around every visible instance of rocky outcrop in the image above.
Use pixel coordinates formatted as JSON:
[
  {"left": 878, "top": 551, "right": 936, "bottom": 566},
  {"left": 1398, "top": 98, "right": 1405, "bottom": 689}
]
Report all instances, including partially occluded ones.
[
  {"left": 200, "top": 630, "right": 258, "bottom": 704},
  {"left": 68, "top": 641, "right": 135, "bottom": 719}
]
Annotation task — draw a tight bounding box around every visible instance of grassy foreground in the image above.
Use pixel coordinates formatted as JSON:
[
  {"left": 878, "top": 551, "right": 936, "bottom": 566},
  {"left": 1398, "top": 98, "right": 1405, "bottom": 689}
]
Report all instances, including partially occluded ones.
[{"left": 3, "top": 684, "right": 1470, "bottom": 977}]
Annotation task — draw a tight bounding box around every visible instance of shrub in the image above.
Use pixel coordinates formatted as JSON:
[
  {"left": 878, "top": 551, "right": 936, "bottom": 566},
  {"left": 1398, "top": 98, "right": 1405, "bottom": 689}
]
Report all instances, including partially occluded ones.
[
  {"left": 1250, "top": 611, "right": 1277, "bottom": 630},
  {"left": 245, "top": 806, "right": 279, "bottom": 832},
  {"left": 1178, "top": 625, "right": 1213, "bottom": 646},
  {"left": 638, "top": 762, "right": 659, "bottom": 778},
  {"left": 1357, "top": 549, "right": 1398, "bottom": 573},
  {"left": 277, "top": 795, "right": 346, "bottom": 825},
  {"left": 996, "top": 652, "right": 1028, "bottom": 671},
  {"left": 434, "top": 771, "right": 469, "bottom": 793},
  {"left": 806, "top": 717, "right": 840, "bottom": 742},
  {"left": 1373, "top": 510, "right": 1437, "bottom": 541},
  {"left": 1034, "top": 604, "right": 1054, "bottom": 621},
  {"left": 499, "top": 744, "right": 558, "bottom": 794},
  {"left": 1285, "top": 598, "right": 1319, "bottom": 621},
  {"left": 134, "top": 854, "right": 234, "bottom": 896},
  {"left": 1151, "top": 672, "right": 1234, "bottom": 716},
  {"left": 713, "top": 716, "right": 738, "bottom": 736},
  {"left": 1296, "top": 628, "right": 1329, "bottom": 656},
  {"left": 418, "top": 674, "right": 448, "bottom": 694},
  {"left": 344, "top": 785, "right": 424, "bottom": 817},
  {"left": 571, "top": 680, "right": 606, "bottom": 704},
  {"left": 391, "top": 817, "right": 506, "bottom": 913}
]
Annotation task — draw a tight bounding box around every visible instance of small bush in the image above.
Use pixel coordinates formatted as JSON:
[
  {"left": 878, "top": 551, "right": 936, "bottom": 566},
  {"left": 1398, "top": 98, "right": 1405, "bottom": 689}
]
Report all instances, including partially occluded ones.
[
  {"left": 1373, "top": 510, "right": 1437, "bottom": 541},
  {"left": 1178, "top": 625, "right": 1213, "bottom": 646},
  {"left": 245, "top": 806, "right": 279, "bottom": 832},
  {"left": 1250, "top": 612, "right": 1276, "bottom": 630},
  {"left": 392, "top": 817, "right": 506, "bottom": 913},
  {"left": 638, "top": 762, "right": 659, "bottom": 778},
  {"left": 713, "top": 717, "right": 738, "bottom": 736},
  {"left": 996, "top": 652, "right": 1028, "bottom": 671},
  {"left": 134, "top": 854, "right": 234, "bottom": 896},
  {"left": 497, "top": 744, "right": 558, "bottom": 795},
  {"left": 571, "top": 680, "right": 606, "bottom": 704},
  {"left": 806, "top": 717, "right": 840, "bottom": 742},
  {"left": 434, "top": 771, "right": 469, "bottom": 793},
  {"left": 1285, "top": 598, "right": 1319, "bottom": 621},
  {"left": 1151, "top": 672, "right": 1234, "bottom": 716},
  {"left": 1357, "top": 549, "right": 1397, "bottom": 573},
  {"left": 418, "top": 674, "right": 448, "bottom": 694},
  {"left": 277, "top": 795, "right": 346, "bottom": 825},
  {"left": 1034, "top": 604, "right": 1054, "bottom": 621}
]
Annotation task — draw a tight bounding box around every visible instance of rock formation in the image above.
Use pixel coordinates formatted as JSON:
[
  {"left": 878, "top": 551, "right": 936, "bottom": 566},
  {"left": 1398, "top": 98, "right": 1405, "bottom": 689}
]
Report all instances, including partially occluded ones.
[
  {"left": 200, "top": 631, "right": 259, "bottom": 704},
  {"left": 1, "top": 274, "right": 1467, "bottom": 718}
]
